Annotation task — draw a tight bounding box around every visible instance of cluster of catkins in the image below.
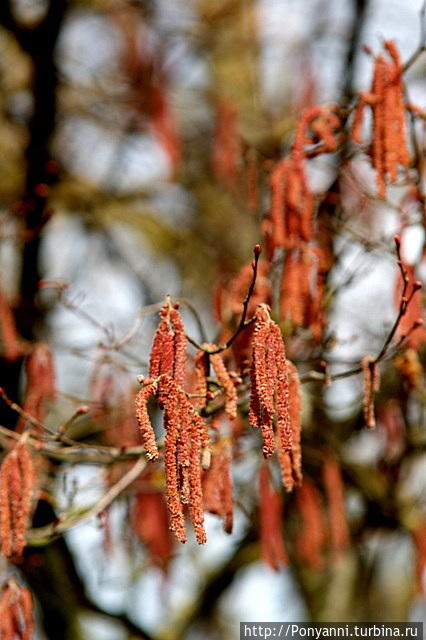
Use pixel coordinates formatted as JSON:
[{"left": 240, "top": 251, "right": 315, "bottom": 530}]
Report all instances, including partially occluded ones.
[
  {"left": 352, "top": 41, "right": 409, "bottom": 198},
  {"left": 135, "top": 298, "right": 302, "bottom": 545},
  {"left": 261, "top": 105, "right": 341, "bottom": 342}
]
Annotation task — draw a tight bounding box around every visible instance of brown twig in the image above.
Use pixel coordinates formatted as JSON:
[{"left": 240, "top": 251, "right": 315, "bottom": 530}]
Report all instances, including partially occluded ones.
[
  {"left": 26, "top": 456, "right": 146, "bottom": 545},
  {"left": 402, "top": 0, "right": 426, "bottom": 72}
]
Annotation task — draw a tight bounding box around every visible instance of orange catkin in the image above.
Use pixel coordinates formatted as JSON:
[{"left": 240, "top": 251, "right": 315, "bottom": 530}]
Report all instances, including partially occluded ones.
[
  {"left": 207, "top": 347, "right": 238, "bottom": 420},
  {"left": 113, "top": 6, "right": 181, "bottom": 173},
  {"left": 353, "top": 42, "right": 409, "bottom": 198},
  {"left": 412, "top": 520, "right": 426, "bottom": 595},
  {"left": 17, "top": 343, "right": 56, "bottom": 433},
  {"left": 250, "top": 305, "right": 296, "bottom": 480},
  {"left": 212, "top": 99, "right": 241, "bottom": 188},
  {"left": 265, "top": 106, "right": 341, "bottom": 259},
  {"left": 0, "top": 440, "right": 37, "bottom": 558},
  {"left": 0, "top": 580, "right": 34, "bottom": 640},
  {"left": 259, "top": 464, "right": 288, "bottom": 571},
  {"left": 323, "top": 458, "right": 349, "bottom": 558},
  {"left": 203, "top": 444, "right": 233, "bottom": 534},
  {"left": 131, "top": 491, "right": 173, "bottom": 571},
  {"left": 295, "top": 480, "right": 326, "bottom": 570},
  {"left": 136, "top": 374, "right": 210, "bottom": 545},
  {"left": 278, "top": 360, "right": 302, "bottom": 492},
  {"left": 0, "top": 290, "right": 21, "bottom": 361},
  {"left": 149, "top": 299, "right": 187, "bottom": 404}
]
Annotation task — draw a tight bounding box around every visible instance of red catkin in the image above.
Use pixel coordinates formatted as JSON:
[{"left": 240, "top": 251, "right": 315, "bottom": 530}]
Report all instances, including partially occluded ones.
[
  {"left": 0, "top": 439, "right": 37, "bottom": 558},
  {"left": 323, "top": 458, "right": 349, "bottom": 558},
  {"left": 0, "top": 580, "right": 34, "bottom": 640},
  {"left": 131, "top": 491, "right": 173, "bottom": 571},
  {"left": 295, "top": 480, "right": 326, "bottom": 570},
  {"left": 17, "top": 343, "right": 56, "bottom": 433},
  {"left": 0, "top": 290, "right": 21, "bottom": 361},
  {"left": 250, "top": 306, "right": 297, "bottom": 483},
  {"left": 259, "top": 464, "right": 288, "bottom": 571},
  {"left": 203, "top": 443, "right": 233, "bottom": 534}
]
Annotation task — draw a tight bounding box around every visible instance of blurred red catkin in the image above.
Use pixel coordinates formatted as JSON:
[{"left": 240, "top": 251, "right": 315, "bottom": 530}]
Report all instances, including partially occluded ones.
[
  {"left": 352, "top": 41, "right": 409, "bottom": 198},
  {"left": 113, "top": 6, "right": 181, "bottom": 174},
  {"left": 203, "top": 444, "right": 233, "bottom": 534},
  {"left": 0, "top": 580, "right": 34, "bottom": 640},
  {"left": 192, "top": 349, "right": 209, "bottom": 411},
  {"left": 279, "top": 247, "right": 312, "bottom": 328},
  {"left": 0, "top": 439, "right": 37, "bottom": 558},
  {"left": 131, "top": 491, "right": 173, "bottom": 571},
  {"left": 136, "top": 299, "right": 213, "bottom": 544},
  {"left": 212, "top": 99, "right": 241, "bottom": 188},
  {"left": 0, "top": 289, "right": 21, "bottom": 361},
  {"left": 259, "top": 464, "right": 288, "bottom": 571},
  {"left": 265, "top": 106, "right": 341, "bottom": 259},
  {"left": 17, "top": 343, "right": 56, "bottom": 433},
  {"left": 295, "top": 480, "right": 326, "bottom": 570},
  {"left": 378, "top": 400, "right": 405, "bottom": 458},
  {"left": 214, "top": 260, "right": 272, "bottom": 326},
  {"left": 413, "top": 521, "right": 426, "bottom": 595},
  {"left": 322, "top": 458, "right": 349, "bottom": 558},
  {"left": 362, "top": 355, "right": 380, "bottom": 429}
]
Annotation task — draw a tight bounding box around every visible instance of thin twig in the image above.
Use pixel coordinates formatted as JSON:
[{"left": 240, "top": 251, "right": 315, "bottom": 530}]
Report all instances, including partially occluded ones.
[
  {"left": 403, "top": 0, "right": 426, "bottom": 72},
  {"left": 27, "top": 456, "right": 147, "bottom": 545},
  {"left": 210, "top": 244, "right": 262, "bottom": 354}
]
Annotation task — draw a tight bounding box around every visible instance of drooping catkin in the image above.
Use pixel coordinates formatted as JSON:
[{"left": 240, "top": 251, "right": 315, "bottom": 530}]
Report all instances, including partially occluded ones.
[
  {"left": 193, "top": 349, "right": 209, "bottom": 411},
  {"left": 323, "top": 458, "right": 349, "bottom": 558},
  {"left": 278, "top": 360, "right": 302, "bottom": 492},
  {"left": 249, "top": 305, "right": 292, "bottom": 464},
  {"left": 412, "top": 520, "right": 426, "bottom": 595},
  {"left": 135, "top": 378, "right": 159, "bottom": 460},
  {"left": 246, "top": 148, "right": 259, "bottom": 211},
  {"left": 352, "top": 41, "right": 409, "bottom": 198},
  {"left": 17, "top": 343, "right": 56, "bottom": 433},
  {"left": 149, "top": 299, "right": 187, "bottom": 404},
  {"left": 208, "top": 348, "right": 238, "bottom": 420},
  {"left": 259, "top": 464, "right": 288, "bottom": 571},
  {"left": 0, "top": 440, "right": 37, "bottom": 558},
  {"left": 378, "top": 400, "right": 405, "bottom": 458},
  {"left": 394, "top": 264, "right": 425, "bottom": 349},
  {"left": 114, "top": 5, "right": 181, "bottom": 173},
  {"left": 131, "top": 491, "right": 173, "bottom": 571},
  {"left": 0, "top": 289, "right": 21, "bottom": 361},
  {"left": 212, "top": 99, "right": 241, "bottom": 188},
  {"left": 0, "top": 580, "right": 34, "bottom": 640},
  {"left": 279, "top": 243, "right": 327, "bottom": 343},
  {"left": 136, "top": 372, "right": 210, "bottom": 545},
  {"left": 203, "top": 443, "right": 233, "bottom": 534},
  {"left": 136, "top": 298, "right": 212, "bottom": 545},
  {"left": 295, "top": 480, "right": 326, "bottom": 570},
  {"left": 265, "top": 106, "right": 341, "bottom": 259}
]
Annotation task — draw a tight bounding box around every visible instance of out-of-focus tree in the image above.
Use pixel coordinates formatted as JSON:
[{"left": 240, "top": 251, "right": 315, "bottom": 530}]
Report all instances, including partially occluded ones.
[{"left": 1, "top": 1, "right": 426, "bottom": 639}]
